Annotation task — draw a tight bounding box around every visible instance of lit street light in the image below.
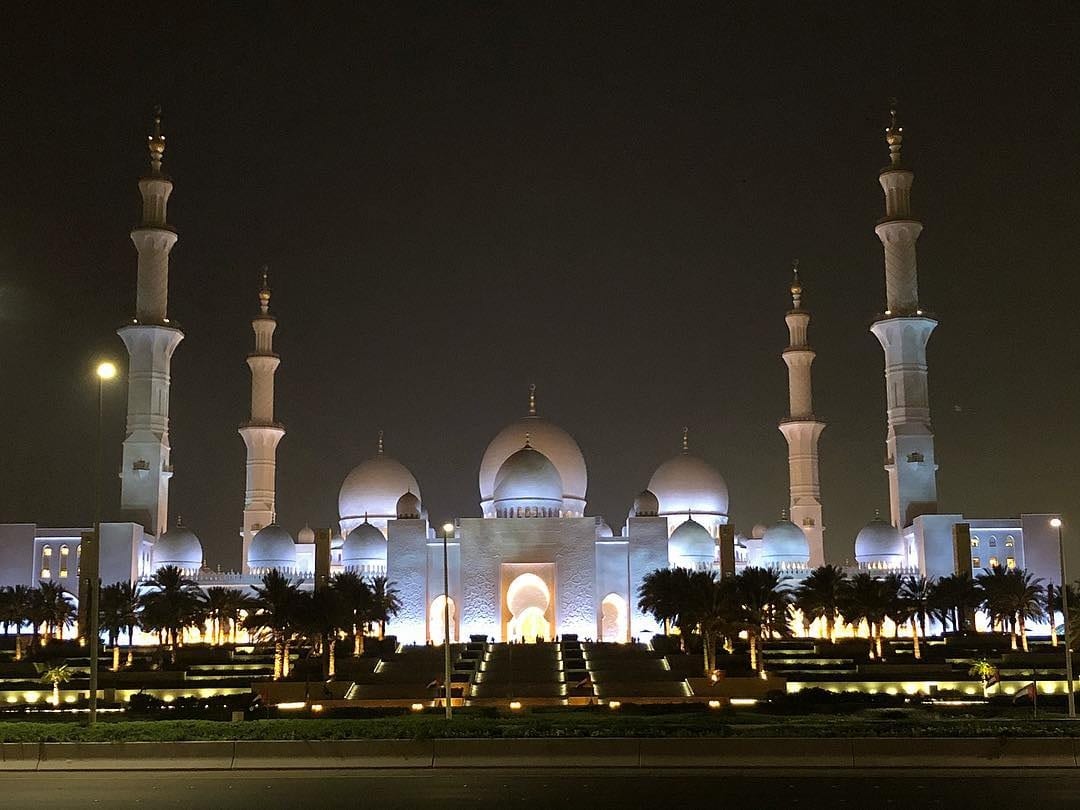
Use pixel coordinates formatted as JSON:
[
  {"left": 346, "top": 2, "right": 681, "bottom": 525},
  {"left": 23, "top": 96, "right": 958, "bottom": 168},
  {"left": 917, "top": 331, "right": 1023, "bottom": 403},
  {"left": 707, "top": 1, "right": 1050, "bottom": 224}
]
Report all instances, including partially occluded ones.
[
  {"left": 440, "top": 521, "right": 455, "bottom": 720},
  {"left": 88, "top": 360, "right": 117, "bottom": 725},
  {"left": 1051, "top": 517, "right": 1075, "bottom": 718}
]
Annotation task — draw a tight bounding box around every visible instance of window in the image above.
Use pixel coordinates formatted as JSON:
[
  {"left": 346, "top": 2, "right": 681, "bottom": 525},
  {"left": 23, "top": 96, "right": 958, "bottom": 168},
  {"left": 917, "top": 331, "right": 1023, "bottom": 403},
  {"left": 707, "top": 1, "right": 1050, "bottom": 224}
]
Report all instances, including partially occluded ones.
[
  {"left": 989, "top": 556, "right": 999, "bottom": 568},
  {"left": 40, "top": 545, "right": 52, "bottom": 578},
  {"left": 1005, "top": 536, "right": 1015, "bottom": 548},
  {"left": 972, "top": 556, "right": 981, "bottom": 568},
  {"left": 59, "top": 545, "right": 69, "bottom": 578},
  {"left": 971, "top": 537, "right": 979, "bottom": 548},
  {"left": 1006, "top": 556, "right": 1016, "bottom": 570},
  {"left": 989, "top": 536, "right": 997, "bottom": 548}
]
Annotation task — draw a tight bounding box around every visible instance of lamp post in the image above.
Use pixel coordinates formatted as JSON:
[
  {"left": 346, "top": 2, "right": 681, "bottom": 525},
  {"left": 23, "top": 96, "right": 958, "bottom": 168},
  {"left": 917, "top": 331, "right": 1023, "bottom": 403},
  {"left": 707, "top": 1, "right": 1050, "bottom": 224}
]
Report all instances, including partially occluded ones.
[
  {"left": 440, "top": 521, "right": 454, "bottom": 720},
  {"left": 89, "top": 361, "right": 117, "bottom": 725},
  {"left": 1052, "top": 517, "right": 1075, "bottom": 718}
]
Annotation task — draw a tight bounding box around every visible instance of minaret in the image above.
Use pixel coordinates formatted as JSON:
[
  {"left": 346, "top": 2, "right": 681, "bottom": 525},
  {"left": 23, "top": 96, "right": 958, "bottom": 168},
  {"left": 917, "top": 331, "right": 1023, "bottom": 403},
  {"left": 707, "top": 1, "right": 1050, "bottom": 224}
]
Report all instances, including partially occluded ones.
[
  {"left": 869, "top": 104, "right": 939, "bottom": 528},
  {"left": 239, "top": 269, "right": 285, "bottom": 574},
  {"left": 778, "top": 262, "right": 826, "bottom": 567},
  {"left": 117, "top": 108, "right": 184, "bottom": 536}
]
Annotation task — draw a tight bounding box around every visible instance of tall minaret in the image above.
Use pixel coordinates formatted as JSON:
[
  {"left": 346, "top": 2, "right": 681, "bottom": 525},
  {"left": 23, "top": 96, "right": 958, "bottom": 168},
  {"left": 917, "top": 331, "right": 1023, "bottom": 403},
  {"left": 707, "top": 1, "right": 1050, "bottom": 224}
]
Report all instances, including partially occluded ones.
[
  {"left": 117, "top": 109, "right": 184, "bottom": 536},
  {"left": 869, "top": 104, "right": 939, "bottom": 528},
  {"left": 778, "top": 262, "right": 826, "bottom": 567},
  {"left": 239, "top": 269, "right": 285, "bottom": 574}
]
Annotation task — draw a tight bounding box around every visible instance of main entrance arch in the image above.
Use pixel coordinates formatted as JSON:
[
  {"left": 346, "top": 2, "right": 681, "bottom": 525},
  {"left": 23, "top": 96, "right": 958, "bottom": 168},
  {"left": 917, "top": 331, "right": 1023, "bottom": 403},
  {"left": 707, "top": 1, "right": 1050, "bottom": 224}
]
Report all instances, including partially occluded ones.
[
  {"left": 428, "top": 595, "right": 457, "bottom": 643},
  {"left": 505, "top": 572, "right": 552, "bottom": 642}
]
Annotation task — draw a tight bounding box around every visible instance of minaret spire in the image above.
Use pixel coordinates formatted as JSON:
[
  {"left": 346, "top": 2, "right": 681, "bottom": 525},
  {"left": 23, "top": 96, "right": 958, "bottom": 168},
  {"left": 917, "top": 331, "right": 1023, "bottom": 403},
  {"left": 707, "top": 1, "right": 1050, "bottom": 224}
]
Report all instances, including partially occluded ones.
[
  {"left": 870, "top": 102, "right": 939, "bottom": 528},
  {"left": 528, "top": 383, "right": 537, "bottom": 416},
  {"left": 779, "top": 262, "right": 826, "bottom": 567},
  {"left": 377, "top": 430, "right": 385, "bottom": 456},
  {"left": 681, "top": 427, "right": 689, "bottom": 454},
  {"left": 117, "top": 108, "right": 184, "bottom": 535},
  {"left": 239, "top": 269, "right": 285, "bottom": 573}
]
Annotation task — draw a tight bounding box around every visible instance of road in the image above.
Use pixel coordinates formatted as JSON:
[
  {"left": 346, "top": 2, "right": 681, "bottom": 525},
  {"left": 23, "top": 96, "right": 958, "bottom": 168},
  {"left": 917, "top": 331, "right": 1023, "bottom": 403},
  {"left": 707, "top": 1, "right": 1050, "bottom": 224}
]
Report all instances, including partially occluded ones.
[{"left": 9, "top": 768, "right": 1080, "bottom": 809}]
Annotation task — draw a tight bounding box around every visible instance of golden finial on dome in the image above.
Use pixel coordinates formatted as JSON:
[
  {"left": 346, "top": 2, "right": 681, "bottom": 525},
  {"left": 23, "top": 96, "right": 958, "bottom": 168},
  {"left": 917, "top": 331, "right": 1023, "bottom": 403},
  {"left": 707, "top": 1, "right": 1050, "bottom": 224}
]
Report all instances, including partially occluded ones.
[
  {"left": 258, "top": 266, "right": 271, "bottom": 315},
  {"left": 790, "top": 259, "right": 802, "bottom": 309},
  {"left": 885, "top": 98, "right": 903, "bottom": 167},
  {"left": 781, "top": 507, "right": 789, "bottom": 521},
  {"left": 682, "top": 426, "right": 689, "bottom": 453},
  {"left": 148, "top": 105, "right": 166, "bottom": 174},
  {"left": 528, "top": 383, "right": 537, "bottom": 416},
  {"left": 524, "top": 431, "right": 532, "bottom": 448},
  {"left": 377, "top": 430, "right": 384, "bottom": 456}
]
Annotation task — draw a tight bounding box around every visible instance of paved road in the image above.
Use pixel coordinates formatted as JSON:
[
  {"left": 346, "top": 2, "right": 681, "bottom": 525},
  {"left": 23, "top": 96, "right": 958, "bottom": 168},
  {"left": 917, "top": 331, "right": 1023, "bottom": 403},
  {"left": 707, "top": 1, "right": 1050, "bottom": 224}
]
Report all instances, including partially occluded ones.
[{"left": 11, "top": 768, "right": 1080, "bottom": 809}]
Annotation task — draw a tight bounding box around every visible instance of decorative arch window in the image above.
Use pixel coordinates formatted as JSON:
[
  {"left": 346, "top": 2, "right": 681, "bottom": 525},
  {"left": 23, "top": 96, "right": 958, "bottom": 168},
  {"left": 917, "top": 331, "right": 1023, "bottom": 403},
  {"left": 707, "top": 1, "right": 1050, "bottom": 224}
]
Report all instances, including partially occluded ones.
[
  {"left": 1005, "top": 536, "right": 1015, "bottom": 548},
  {"left": 989, "top": 556, "right": 999, "bottom": 568},
  {"left": 59, "top": 545, "right": 69, "bottom": 578},
  {"left": 41, "top": 545, "right": 52, "bottom": 578},
  {"left": 1006, "top": 556, "right": 1016, "bottom": 570},
  {"left": 971, "top": 537, "right": 980, "bottom": 548},
  {"left": 972, "top": 556, "right": 981, "bottom": 568},
  {"left": 989, "top": 536, "right": 997, "bottom": 548}
]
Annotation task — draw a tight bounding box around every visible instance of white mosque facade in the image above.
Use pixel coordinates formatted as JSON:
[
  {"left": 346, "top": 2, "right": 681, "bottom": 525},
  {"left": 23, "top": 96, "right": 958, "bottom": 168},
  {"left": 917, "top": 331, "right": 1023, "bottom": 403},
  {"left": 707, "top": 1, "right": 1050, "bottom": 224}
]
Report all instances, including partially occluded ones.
[{"left": 0, "top": 109, "right": 1065, "bottom": 643}]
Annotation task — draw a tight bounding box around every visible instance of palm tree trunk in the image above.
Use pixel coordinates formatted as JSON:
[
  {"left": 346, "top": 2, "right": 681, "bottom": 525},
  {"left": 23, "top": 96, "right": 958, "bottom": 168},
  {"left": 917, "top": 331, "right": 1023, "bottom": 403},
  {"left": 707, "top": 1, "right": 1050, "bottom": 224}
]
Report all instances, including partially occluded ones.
[
  {"left": 273, "top": 639, "right": 283, "bottom": 680},
  {"left": 13, "top": 632, "right": 21, "bottom": 661},
  {"left": 826, "top": 615, "right": 834, "bottom": 644},
  {"left": 911, "top": 618, "right": 922, "bottom": 660},
  {"left": 1019, "top": 615, "right": 1029, "bottom": 652},
  {"left": 748, "top": 634, "right": 758, "bottom": 672},
  {"left": 379, "top": 620, "right": 386, "bottom": 640},
  {"left": 327, "top": 637, "right": 336, "bottom": 679},
  {"left": 52, "top": 682, "right": 59, "bottom": 706},
  {"left": 112, "top": 643, "right": 120, "bottom": 672},
  {"left": 1051, "top": 609, "right": 1059, "bottom": 647}
]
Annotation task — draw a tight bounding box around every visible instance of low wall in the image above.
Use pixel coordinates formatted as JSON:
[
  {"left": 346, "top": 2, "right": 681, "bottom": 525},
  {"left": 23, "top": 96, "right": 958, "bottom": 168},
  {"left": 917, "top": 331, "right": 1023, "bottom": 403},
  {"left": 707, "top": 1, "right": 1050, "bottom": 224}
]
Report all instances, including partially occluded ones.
[{"left": 2, "top": 737, "right": 1080, "bottom": 770}]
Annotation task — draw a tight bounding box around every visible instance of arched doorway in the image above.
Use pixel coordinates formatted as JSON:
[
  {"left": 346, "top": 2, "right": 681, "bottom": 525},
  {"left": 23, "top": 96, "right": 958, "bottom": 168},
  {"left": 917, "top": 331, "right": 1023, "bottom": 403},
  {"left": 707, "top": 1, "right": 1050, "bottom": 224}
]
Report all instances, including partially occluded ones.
[
  {"left": 429, "top": 595, "right": 457, "bottom": 643},
  {"left": 506, "top": 572, "right": 551, "bottom": 642},
  {"left": 600, "top": 593, "right": 628, "bottom": 643}
]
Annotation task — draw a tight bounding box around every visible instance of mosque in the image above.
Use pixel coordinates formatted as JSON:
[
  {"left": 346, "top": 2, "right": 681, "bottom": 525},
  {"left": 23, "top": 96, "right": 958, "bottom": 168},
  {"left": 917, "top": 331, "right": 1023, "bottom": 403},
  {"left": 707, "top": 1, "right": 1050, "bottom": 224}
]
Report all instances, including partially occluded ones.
[{"left": 0, "top": 109, "right": 1063, "bottom": 643}]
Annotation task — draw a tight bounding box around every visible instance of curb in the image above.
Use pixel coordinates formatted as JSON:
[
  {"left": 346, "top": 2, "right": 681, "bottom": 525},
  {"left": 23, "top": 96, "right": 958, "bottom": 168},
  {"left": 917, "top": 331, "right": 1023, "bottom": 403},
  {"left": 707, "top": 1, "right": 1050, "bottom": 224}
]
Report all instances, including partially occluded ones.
[{"left": 0, "top": 738, "right": 1077, "bottom": 771}]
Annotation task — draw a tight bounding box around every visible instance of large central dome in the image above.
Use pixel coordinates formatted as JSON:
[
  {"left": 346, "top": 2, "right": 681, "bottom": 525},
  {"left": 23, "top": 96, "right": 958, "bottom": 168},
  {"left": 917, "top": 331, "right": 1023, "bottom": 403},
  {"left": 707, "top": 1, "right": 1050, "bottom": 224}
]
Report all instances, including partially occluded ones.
[{"left": 479, "top": 387, "right": 587, "bottom": 517}]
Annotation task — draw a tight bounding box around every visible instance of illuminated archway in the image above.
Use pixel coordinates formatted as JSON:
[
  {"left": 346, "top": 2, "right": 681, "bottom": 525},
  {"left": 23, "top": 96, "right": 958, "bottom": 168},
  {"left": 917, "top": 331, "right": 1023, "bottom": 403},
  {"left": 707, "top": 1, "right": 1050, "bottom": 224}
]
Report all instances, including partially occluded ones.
[
  {"left": 600, "top": 593, "right": 628, "bottom": 643},
  {"left": 429, "top": 595, "right": 457, "bottom": 643},
  {"left": 506, "top": 573, "right": 551, "bottom": 642}
]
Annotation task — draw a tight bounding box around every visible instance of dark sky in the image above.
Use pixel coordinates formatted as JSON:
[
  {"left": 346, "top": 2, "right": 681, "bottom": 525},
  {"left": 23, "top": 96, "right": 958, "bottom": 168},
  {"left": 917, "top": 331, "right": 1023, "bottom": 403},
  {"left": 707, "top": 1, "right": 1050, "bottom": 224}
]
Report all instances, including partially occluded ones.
[{"left": 3, "top": 3, "right": 1079, "bottom": 572}]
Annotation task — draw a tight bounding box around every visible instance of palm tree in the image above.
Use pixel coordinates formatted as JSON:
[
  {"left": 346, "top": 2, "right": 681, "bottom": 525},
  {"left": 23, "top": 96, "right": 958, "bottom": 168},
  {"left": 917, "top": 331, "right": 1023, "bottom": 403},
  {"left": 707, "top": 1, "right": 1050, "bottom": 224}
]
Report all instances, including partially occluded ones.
[
  {"left": 205, "top": 588, "right": 251, "bottom": 645},
  {"left": 795, "top": 565, "right": 848, "bottom": 642},
  {"left": 686, "top": 572, "right": 738, "bottom": 675},
  {"left": 930, "top": 572, "right": 981, "bottom": 635},
  {"left": 978, "top": 567, "right": 1044, "bottom": 652},
  {"left": 41, "top": 663, "right": 73, "bottom": 706},
  {"left": 138, "top": 566, "right": 207, "bottom": 652},
  {"left": 734, "top": 567, "right": 792, "bottom": 673},
  {"left": 329, "top": 572, "right": 374, "bottom": 656},
  {"left": 370, "top": 576, "right": 402, "bottom": 640},
  {"left": 969, "top": 658, "right": 999, "bottom": 698},
  {"left": 297, "top": 588, "right": 348, "bottom": 679},
  {"left": 1046, "top": 581, "right": 1079, "bottom": 649},
  {"left": 841, "top": 573, "right": 891, "bottom": 659},
  {"left": 637, "top": 568, "right": 684, "bottom": 637},
  {"left": 899, "top": 575, "right": 936, "bottom": 660},
  {"left": 34, "top": 582, "right": 75, "bottom": 644},
  {"left": 100, "top": 583, "right": 139, "bottom": 671},
  {"left": 245, "top": 570, "right": 303, "bottom": 679},
  {"left": 5, "top": 587, "right": 31, "bottom": 660}
]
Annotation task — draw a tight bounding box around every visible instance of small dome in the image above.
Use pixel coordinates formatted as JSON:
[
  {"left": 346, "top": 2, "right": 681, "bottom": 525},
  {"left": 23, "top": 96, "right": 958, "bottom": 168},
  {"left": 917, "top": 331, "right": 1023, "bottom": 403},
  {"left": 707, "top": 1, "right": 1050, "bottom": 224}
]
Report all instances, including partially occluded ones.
[
  {"left": 760, "top": 519, "right": 809, "bottom": 567},
  {"left": 152, "top": 526, "right": 203, "bottom": 572},
  {"left": 297, "top": 525, "right": 315, "bottom": 544},
  {"left": 492, "top": 444, "right": 564, "bottom": 517},
  {"left": 668, "top": 518, "right": 716, "bottom": 568},
  {"left": 597, "top": 520, "right": 614, "bottom": 538},
  {"left": 342, "top": 522, "right": 387, "bottom": 568},
  {"left": 751, "top": 523, "right": 768, "bottom": 539},
  {"left": 855, "top": 515, "right": 904, "bottom": 566},
  {"left": 396, "top": 491, "right": 421, "bottom": 519},
  {"left": 248, "top": 524, "right": 296, "bottom": 571},
  {"left": 633, "top": 489, "right": 660, "bottom": 517}
]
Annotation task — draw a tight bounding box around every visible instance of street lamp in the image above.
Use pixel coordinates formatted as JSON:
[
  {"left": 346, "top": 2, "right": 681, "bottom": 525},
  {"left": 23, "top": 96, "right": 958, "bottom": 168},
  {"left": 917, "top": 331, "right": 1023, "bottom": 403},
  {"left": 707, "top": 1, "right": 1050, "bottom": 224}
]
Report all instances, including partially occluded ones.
[
  {"left": 440, "top": 521, "right": 455, "bottom": 720},
  {"left": 88, "top": 361, "right": 117, "bottom": 725},
  {"left": 1051, "top": 517, "right": 1075, "bottom": 718}
]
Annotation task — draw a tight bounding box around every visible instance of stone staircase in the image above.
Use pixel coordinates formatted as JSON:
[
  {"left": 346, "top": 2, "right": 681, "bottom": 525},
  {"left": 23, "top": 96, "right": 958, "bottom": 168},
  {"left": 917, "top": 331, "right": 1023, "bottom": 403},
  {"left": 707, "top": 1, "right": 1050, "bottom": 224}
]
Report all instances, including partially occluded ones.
[{"left": 470, "top": 642, "right": 565, "bottom": 700}]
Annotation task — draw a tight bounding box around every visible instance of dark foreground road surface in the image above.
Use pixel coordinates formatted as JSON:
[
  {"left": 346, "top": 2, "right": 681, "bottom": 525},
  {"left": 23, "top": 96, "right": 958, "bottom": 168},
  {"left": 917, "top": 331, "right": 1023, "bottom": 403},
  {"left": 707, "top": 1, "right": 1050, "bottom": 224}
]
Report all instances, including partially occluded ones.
[{"left": 8, "top": 768, "right": 1080, "bottom": 809}]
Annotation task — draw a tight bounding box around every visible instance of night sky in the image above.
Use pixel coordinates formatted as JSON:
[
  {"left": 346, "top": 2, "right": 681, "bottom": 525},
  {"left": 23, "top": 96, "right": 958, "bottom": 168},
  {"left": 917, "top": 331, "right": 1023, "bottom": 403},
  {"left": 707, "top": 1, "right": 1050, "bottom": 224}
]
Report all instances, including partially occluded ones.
[{"left": 3, "top": 4, "right": 1079, "bottom": 572}]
